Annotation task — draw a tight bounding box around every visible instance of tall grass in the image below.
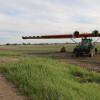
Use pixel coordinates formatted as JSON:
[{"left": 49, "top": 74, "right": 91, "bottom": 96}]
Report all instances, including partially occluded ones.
[{"left": 1, "top": 57, "right": 100, "bottom": 100}]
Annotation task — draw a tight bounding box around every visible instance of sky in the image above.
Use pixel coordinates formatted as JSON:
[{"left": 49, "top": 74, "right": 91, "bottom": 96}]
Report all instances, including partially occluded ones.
[{"left": 0, "top": 0, "right": 100, "bottom": 44}]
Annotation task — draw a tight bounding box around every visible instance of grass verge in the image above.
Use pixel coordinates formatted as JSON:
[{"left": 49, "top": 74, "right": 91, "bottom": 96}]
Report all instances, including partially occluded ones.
[{"left": 1, "top": 56, "right": 100, "bottom": 100}]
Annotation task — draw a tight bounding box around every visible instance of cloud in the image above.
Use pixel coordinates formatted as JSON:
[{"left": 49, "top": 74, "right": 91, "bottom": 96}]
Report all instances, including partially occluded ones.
[{"left": 0, "top": 0, "right": 100, "bottom": 43}]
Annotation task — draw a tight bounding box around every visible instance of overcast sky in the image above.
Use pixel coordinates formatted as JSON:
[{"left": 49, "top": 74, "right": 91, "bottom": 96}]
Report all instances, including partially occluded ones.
[{"left": 0, "top": 0, "right": 100, "bottom": 44}]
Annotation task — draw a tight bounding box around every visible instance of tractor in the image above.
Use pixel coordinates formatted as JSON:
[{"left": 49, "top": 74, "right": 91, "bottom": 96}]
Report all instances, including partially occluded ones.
[{"left": 73, "top": 38, "right": 97, "bottom": 57}]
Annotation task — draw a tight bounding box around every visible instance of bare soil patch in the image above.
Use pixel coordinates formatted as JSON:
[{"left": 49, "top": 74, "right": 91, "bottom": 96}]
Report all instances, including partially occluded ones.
[
  {"left": 52, "top": 52, "right": 100, "bottom": 72},
  {"left": 0, "top": 74, "right": 29, "bottom": 100}
]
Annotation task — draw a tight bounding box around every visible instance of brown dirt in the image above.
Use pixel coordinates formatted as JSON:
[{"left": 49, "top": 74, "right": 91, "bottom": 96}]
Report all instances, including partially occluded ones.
[
  {"left": 52, "top": 52, "right": 100, "bottom": 72},
  {"left": 0, "top": 74, "right": 29, "bottom": 100}
]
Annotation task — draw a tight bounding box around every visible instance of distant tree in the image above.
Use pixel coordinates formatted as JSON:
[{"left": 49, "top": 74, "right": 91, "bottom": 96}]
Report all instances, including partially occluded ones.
[
  {"left": 6, "top": 43, "right": 10, "bottom": 45},
  {"left": 13, "top": 43, "right": 18, "bottom": 45},
  {"left": 27, "top": 43, "right": 31, "bottom": 45},
  {"left": 22, "top": 43, "right": 26, "bottom": 45}
]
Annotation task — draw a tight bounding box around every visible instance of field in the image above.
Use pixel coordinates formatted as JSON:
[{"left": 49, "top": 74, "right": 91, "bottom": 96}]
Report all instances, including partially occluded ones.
[{"left": 0, "top": 44, "right": 100, "bottom": 100}]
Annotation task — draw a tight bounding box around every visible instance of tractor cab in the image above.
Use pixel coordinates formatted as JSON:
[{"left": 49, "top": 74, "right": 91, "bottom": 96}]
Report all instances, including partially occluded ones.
[{"left": 80, "top": 38, "right": 93, "bottom": 46}]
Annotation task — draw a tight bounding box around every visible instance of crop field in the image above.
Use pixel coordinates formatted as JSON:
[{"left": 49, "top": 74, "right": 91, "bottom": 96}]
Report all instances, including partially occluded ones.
[{"left": 0, "top": 44, "right": 100, "bottom": 100}]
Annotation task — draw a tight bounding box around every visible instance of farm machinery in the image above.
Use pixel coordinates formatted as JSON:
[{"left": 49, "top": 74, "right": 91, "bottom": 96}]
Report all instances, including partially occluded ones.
[
  {"left": 22, "top": 30, "right": 100, "bottom": 57},
  {"left": 73, "top": 38, "right": 97, "bottom": 57}
]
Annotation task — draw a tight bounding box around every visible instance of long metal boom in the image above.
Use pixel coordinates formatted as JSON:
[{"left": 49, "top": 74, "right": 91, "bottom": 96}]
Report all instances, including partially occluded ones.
[{"left": 22, "top": 33, "right": 100, "bottom": 39}]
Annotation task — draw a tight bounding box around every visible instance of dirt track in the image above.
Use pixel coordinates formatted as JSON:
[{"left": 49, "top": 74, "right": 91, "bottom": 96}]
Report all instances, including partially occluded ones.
[{"left": 0, "top": 74, "right": 29, "bottom": 100}]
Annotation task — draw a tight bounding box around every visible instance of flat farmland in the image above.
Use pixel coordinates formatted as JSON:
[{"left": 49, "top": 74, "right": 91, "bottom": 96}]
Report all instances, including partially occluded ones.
[
  {"left": 0, "top": 44, "right": 100, "bottom": 100},
  {"left": 1, "top": 44, "right": 100, "bottom": 71}
]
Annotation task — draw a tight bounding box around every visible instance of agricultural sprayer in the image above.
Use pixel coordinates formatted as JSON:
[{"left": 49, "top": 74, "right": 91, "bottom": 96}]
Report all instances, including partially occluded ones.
[{"left": 22, "top": 30, "right": 100, "bottom": 57}]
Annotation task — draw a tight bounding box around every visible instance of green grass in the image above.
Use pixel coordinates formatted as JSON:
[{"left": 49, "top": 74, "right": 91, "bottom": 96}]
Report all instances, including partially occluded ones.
[
  {"left": 1, "top": 56, "right": 100, "bottom": 100},
  {"left": 0, "top": 51, "right": 18, "bottom": 56}
]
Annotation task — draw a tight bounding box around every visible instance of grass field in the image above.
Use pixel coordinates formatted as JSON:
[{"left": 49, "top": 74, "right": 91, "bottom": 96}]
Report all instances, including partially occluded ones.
[{"left": 0, "top": 44, "right": 100, "bottom": 100}]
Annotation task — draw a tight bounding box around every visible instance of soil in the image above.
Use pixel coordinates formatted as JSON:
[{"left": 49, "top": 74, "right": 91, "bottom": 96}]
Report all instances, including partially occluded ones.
[
  {"left": 0, "top": 74, "right": 29, "bottom": 100},
  {"left": 52, "top": 52, "right": 100, "bottom": 72}
]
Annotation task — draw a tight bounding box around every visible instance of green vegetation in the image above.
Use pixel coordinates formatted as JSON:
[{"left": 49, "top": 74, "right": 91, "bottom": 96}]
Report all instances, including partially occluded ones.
[
  {"left": 1, "top": 57, "right": 100, "bottom": 100},
  {"left": 0, "top": 51, "right": 18, "bottom": 56},
  {"left": 0, "top": 44, "right": 100, "bottom": 100}
]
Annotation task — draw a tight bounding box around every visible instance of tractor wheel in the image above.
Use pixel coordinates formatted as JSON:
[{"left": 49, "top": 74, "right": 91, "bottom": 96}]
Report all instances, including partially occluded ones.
[
  {"left": 73, "top": 49, "right": 78, "bottom": 57},
  {"left": 74, "top": 31, "right": 79, "bottom": 36},
  {"left": 92, "top": 30, "right": 99, "bottom": 36},
  {"left": 95, "top": 48, "right": 97, "bottom": 54},
  {"left": 75, "top": 51, "right": 80, "bottom": 57},
  {"left": 75, "top": 53, "right": 79, "bottom": 57},
  {"left": 89, "top": 49, "right": 95, "bottom": 57}
]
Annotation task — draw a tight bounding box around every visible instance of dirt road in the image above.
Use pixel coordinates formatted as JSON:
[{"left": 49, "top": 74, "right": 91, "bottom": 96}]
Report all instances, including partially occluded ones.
[{"left": 0, "top": 74, "right": 29, "bottom": 100}]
